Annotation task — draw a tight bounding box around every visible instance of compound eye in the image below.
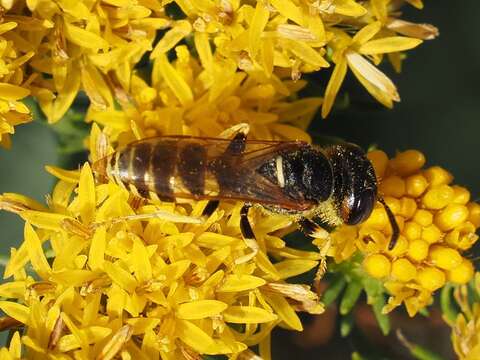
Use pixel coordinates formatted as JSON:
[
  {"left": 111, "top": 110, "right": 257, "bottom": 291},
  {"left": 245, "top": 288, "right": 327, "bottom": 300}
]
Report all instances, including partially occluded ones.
[{"left": 344, "top": 189, "right": 376, "bottom": 225}]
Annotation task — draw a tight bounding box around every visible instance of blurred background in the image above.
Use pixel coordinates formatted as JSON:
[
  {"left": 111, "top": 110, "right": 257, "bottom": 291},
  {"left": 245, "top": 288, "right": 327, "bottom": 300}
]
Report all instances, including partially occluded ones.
[{"left": 0, "top": 1, "right": 478, "bottom": 358}]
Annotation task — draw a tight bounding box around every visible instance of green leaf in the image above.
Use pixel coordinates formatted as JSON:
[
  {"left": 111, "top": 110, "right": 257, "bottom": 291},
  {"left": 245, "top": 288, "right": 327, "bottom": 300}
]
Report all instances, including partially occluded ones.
[
  {"left": 321, "top": 275, "right": 347, "bottom": 307},
  {"left": 340, "top": 312, "right": 354, "bottom": 337},
  {"left": 340, "top": 281, "right": 363, "bottom": 315},
  {"left": 351, "top": 352, "right": 367, "bottom": 360},
  {"left": 362, "top": 276, "right": 384, "bottom": 303},
  {"left": 418, "top": 307, "right": 430, "bottom": 317},
  {"left": 440, "top": 284, "right": 458, "bottom": 325},
  {"left": 397, "top": 330, "right": 446, "bottom": 360},
  {"left": 372, "top": 296, "right": 390, "bottom": 335}
]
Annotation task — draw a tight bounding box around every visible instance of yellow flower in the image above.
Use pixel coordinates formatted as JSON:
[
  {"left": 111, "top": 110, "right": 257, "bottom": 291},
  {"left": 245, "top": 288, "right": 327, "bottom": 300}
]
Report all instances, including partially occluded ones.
[
  {"left": 321, "top": 20, "right": 423, "bottom": 117},
  {"left": 0, "top": 21, "right": 33, "bottom": 148},
  {"left": 327, "top": 149, "right": 479, "bottom": 316},
  {"left": 6, "top": 0, "right": 168, "bottom": 123},
  {"left": 87, "top": 43, "right": 321, "bottom": 146},
  {"left": 0, "top": 152, "right": 323, "bottom": 358}
]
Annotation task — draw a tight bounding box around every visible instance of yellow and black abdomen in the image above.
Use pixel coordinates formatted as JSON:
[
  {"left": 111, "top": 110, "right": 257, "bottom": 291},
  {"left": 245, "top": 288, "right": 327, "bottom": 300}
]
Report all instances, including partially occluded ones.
[
  {"left": 105, "top": 138, "right": 212, "bottom": 201},
  {"left": 95, "top": 135, "right": 324, "bottom": 211}
]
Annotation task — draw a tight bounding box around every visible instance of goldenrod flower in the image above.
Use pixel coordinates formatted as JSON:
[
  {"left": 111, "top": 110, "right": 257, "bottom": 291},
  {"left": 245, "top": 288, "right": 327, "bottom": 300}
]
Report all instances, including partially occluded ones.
[
  {"left": 5, "top": 0, "right": 168, "bottom": 123},
  {"left": 0, "top": 157, "right": 323, "bottom": 358},
  {"left": 0, "top": 21, "right": 33, "bottom": 148},
  {"left": 87, "top": 43, "right": 321, "bottom": 145},
  {"left": 327, "top": 149, "right": 479, "bottom": 316}
]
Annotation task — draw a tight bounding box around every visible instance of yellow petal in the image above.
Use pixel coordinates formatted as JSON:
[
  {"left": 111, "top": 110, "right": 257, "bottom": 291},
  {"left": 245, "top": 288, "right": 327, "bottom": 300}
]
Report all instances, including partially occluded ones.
[
  {"left": 370, "top": 0, "right": 388, "bottom": 22},
  {"left": 104, "top": 261, "right": 137, "bottom": 293},
  {"left": 49, "top": 63, "right": 82, "bottom": 123},
  {"left": 9, "top": 331, "right": 21, "bottom": 357},
  {"left": 0, "top": 192, "right": 47, "bottom": 212},
  {"left": 321, "top": 57, "right": 347, "bottom": 118},
  {"left": 194, "top": 32, "right": 213, "bottom": 72},
  {"left": 255, "top": 251, "right": 280, "bottom": 280},
  {"left": 248, "top": 2, "right": 270, "bottom": 57},
  {"left": 346, "top": 50, "right": 399, "bottom": 106},
  {"left": 275, "top": 259, "right": 318, "bottom": 279},
  {"left": 97, "top": 325, "right": 133, "bottom": 360},
  {"left": 217, "top": 274, "right": 266, "bottom": 292},
  {"left": 50, "top": 270, "right": 97, "bottom": 286},
  {"left": 405, "top": 0, "right": 423, "bottom": 9},
  {"left": 270, "top": 0, "right": 304, "bottom": 26},
  {"left": 24, "top": 222, "right": 51, "bottom": 278},
  {"left": 19, "top": 210, "right": 71, "bottom": 230},
  {"left": 77, "top": 163, "right": 96, "bottom": 224},
  {"left": 81, "top": 63, "right": 114, "bottom": 110},
  {"left": 57, "top": 326, "right": 112, "bottom": 352},
  {"left": 63, "top": 21, "right": 109, "bottom": 50},
  {"left": 150, "top": 20, "right": 191, "bottom": 59},
  {"left": 176, "top": 319, "right": 216, "bottom": 354},
  {"left": 264, "top": 293, "right": 302, "bottom": 331},
  {"left": 359, "top": 37, "right": 423, "bottom": 55},
  {"left": 0, "top": 301, "right": 29, "bottom": 324},
  {"left": 88, "top": 226, "right": 106, "bottom": 271},
  {"left": 162, "top": 260, "right": 191, "bottom": 285},
  {"left": 281, "top": 39, "right": 329, "bottom": 69},
  {"left": 176, "top": 300, "right": 228, "bottom": 320},
  {"left": 334, "top": 0, "right": 367, "bottom": 17},
  {"left": 45, "top": 165, "right": 80, "bottom": 183},
  {"left": 0, "top": 83, "right": 30, "bottom": 101},
  {"left": 223, "top": 306, "right": 277, "bottom": 324},
  {"left": 0, "top": 281, "right": 26, "bottom": 298},
  {"left": 155, "top": 54, "right": 193, "bottom": 106},
  {"left": 0, "top": 22, "right": 17, "bottom": 35},
  {"left": 132, "top": 238, "right": 152, "bottom": 283},
  {"left": 126, "top": 318, "right": 161, "bottom": 335},
  {"left": 352, "top": 21, "right": 382, "bottom": 45},
  {"left": 196, "top": 232, "right": 237, "bottom": 248}
]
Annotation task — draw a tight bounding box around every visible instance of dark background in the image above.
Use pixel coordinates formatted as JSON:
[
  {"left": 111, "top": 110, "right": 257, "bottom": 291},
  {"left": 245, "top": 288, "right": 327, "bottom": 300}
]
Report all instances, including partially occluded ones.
[{"left": 0, "top": 1, "right": 478, "bottom": 358}]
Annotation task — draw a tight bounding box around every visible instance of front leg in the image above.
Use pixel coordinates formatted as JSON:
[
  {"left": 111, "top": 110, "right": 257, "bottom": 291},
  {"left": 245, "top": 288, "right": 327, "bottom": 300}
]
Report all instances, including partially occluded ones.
[
  {"left": 298, "top": 217, "right": 330, "bottom": 240},
  {"left": 297, "top": 217, "right": 331, "bottom": 282}
]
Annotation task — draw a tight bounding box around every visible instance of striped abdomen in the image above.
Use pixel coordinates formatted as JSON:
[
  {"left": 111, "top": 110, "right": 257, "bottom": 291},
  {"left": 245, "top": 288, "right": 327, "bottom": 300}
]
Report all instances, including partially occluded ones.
[
  {"left": 106, "top": 138, "right": 217, "bottom": 201},
  {"left": 98, "top": 135, "right": 323, "bottom": 211}
]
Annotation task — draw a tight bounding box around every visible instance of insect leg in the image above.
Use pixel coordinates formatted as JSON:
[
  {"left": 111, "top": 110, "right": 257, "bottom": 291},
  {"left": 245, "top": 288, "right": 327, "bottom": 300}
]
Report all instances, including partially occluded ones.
[
  {"left": 298, "top": 217, "right": 330, "bottom": 239},
  {"left": 236, "top": 203, "right": 259, "bottom": 264},
  {"left": 298, "top": 217, "right": 331, "bottom": 282},
  {"left": 219, "top": 123, "right": 250, "bottom": 139},
  {"left": 225, "top": 132, "right": 247, "bottom": 155},
  {"left": 202, "top": 200, "right": 219, "bottom": 217}
]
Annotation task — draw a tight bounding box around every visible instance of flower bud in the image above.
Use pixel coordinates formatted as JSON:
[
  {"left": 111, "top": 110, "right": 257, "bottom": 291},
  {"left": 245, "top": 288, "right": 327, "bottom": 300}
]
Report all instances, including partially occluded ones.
[
  {"left": 363, "top": 254, "right": 391, "bottom": 279},
  {"left": 417, "top": 267, "right": 446, "bottom": 291}
]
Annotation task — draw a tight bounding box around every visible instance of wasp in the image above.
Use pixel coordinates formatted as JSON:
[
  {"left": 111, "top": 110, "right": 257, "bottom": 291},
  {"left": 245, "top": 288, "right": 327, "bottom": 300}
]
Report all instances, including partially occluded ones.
[{"left": 93, "top": 126, "right": 399, "bottom": 260}]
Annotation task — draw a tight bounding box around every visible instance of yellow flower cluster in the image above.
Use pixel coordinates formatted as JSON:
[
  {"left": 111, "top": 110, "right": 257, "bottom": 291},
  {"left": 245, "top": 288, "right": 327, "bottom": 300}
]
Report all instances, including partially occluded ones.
[
  {"left": 0, "top": 0, "right": 437, "bottom": 147},
  {"left": 450, "top": 273, "right": 480, "bottom": 360},
  {"left": 0, "top": 153, "right": 323, "bottom": 358},
  {"left": 87, "top": 42, "right": 320, "bottom": 146},
  {"left": 327, "top": 149, "right": 479, "bottom": 316},
  {"left": 0, "top": 21, "right": 33, "bottom": 148},
  {"left": 0, "top": 0, "right": 166, "bottom": 146}
]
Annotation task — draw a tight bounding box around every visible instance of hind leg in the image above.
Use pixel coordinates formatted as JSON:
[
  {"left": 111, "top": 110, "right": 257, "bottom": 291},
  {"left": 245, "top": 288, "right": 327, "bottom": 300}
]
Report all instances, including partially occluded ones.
[{"left": 235, "top": 204, "right": 259, "bottom": 264}]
